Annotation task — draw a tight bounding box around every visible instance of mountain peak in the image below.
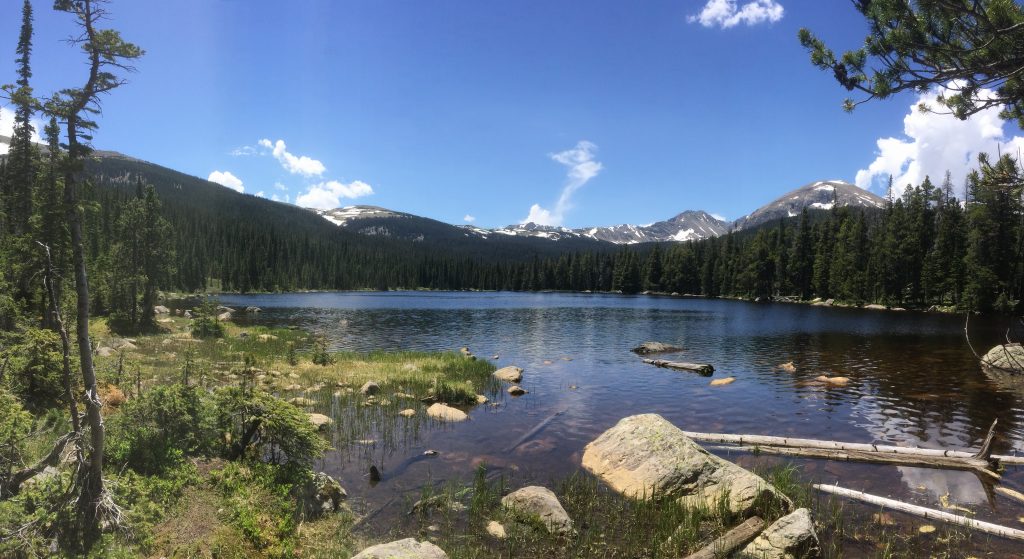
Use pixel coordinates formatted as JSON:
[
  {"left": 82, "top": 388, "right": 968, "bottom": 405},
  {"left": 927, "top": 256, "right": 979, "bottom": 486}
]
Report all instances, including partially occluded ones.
[{"left": 731, "top": 180, "right": 885, "bottom": 231}]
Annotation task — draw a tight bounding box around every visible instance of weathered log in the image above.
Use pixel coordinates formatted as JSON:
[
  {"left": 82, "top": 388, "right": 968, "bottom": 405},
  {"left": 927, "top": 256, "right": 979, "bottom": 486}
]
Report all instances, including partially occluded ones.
[
  {"left": 682, "top": 421, "right": 1022, "bottom": 466},
  {"left": 706, "top": 444, "right": 999, "bottom": 479},
  {"left": 995, "top": 486, "right": 1024, "bottom": 505},
  {"left": 682, "top": 516, "right": 765, "bottom": 559},
  {"left": 642, "top": 359, "right": 714, "bottom": 376},
  {"left": 814, "top": 484, "right": 1024, "bottom": 542}
]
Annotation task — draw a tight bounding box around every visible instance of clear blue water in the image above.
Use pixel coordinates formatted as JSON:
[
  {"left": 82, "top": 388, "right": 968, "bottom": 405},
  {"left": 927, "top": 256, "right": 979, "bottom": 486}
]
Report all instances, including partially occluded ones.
[{"left": 220, "top": 291, "right": 1024, "bottom": 541}]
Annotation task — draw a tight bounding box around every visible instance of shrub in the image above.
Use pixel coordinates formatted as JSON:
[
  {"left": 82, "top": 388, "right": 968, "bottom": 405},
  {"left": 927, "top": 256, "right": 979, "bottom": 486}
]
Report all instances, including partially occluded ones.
[
  {"left": 8, "top": 328, "right": 65, "bottom": 409},
  {"left": 214, "top": 387, "right": 328, "bottom": 477},
  {"left": 310, "top": 338, "right": 332, "bottom": 366},
  {"left": 190, "top": 299, "right": 224, "bottom": 339},
  {"left": 106, "top": 385, "right": 217, "bottom": 474},
  {"left": 0, "top": 389, "right": 32, "bottom": 496}
]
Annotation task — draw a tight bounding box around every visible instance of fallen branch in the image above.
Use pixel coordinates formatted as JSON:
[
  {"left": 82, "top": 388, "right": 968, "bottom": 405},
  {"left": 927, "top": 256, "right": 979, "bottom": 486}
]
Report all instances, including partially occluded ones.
[
  {"left": 814, "top": 483, "right": 1024, "bottom": 542},
  {"left": 642, "top": 359, "right": 714, "bottom": 376},
  {"left": 683, "top": 516, "right": 765, "bottom": 559},
  {"left": 504, "top": 409, "right": 566, "bottom": 453},
  {"left": 2, "top": 431, "right": 78, "bottom": 497}
]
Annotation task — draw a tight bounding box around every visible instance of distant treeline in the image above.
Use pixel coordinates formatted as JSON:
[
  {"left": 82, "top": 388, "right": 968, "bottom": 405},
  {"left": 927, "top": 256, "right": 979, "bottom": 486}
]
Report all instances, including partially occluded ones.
[{"left": 3, "top": 150, "right": 1022, "bottom": 332}]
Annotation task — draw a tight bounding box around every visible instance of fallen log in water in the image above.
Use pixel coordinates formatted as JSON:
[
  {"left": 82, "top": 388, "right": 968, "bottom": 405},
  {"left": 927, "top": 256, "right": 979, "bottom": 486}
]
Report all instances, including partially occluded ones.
[
  {"left": 704, "top": 443, "right": 1000, "bottom": 479},
  {"left": 504, "top": 409, "right": 566, "bottom": 453},
  {"left": 642, "top": 359, "right": 714, "bottom": 376},
  {"left": 683, "top": 516, "right": 765, "bottom": 559},
  {"left": 814, "top": 484, "right": 1024, "bottom": 542},
  {"left": 682, "top": 420, "right": 1022, "bottom": 467}
]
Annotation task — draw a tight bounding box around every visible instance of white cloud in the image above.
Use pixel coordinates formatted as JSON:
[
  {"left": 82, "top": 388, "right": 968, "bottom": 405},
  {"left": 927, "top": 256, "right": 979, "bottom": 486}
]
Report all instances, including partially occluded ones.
[
  {"left": 258, "top": 138, "right": 326, "bottom": 177},
  {"left": 0, "top": 106, "right": 44, "bottom": 155},
  {"left": 231, "top": 145, "right": 258, "bottom": 156},
  {"left": 855, "top": 84, "right": 1024, "bottom": 199},
  {"left": 295, "top": 180, "right": 374, "bottom": 209},
  {"left": 255, "top": 191, "right": 265, "bottom": 198},
  {"left": 271, "top": 193, "right": 290, "bottom": 203},
  {"left": 688, "top": 0, "right": 784, "bottom": 29},
  {"left": 273, "top": 181, "right": 288, "bottom": 191},
  {"left": 522, "top": 140, "right": 603, "bottom": 226},
  {"left": 207, "top": 170, "right": 245, "bottom": 193},
  {"left": 463, "top": 214, "right": 476, "bottom": 223}
]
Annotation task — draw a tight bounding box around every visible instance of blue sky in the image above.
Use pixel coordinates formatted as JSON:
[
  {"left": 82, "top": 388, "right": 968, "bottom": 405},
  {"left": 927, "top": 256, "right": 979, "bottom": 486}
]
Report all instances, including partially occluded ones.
[{"left": 2, "top": 0, "right": 1022, "bottom": 228}]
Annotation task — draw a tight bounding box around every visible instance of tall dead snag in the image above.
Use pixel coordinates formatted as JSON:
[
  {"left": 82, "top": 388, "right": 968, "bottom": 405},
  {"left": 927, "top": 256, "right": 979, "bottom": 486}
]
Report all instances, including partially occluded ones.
[{"left": 44, "top": 0, "right": 142, "bottom": 542}]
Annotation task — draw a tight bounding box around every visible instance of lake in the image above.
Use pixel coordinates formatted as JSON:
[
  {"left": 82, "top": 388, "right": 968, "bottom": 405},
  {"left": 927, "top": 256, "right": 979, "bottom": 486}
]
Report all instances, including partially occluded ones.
[{"left": 220, "top": 291, "right": 1024, "bottom": 550}]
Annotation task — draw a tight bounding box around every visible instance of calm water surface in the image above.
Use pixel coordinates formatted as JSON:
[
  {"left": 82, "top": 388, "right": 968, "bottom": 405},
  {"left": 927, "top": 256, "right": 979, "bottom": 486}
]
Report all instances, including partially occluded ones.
[{"left": 221, "top": 291, "right": 1024, "bottom": 548}]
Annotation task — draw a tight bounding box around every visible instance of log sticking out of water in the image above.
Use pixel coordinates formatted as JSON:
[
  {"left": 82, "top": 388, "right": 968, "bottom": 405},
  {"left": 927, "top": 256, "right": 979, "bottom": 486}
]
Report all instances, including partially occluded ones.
[
  {"left": 814, "top": 484, "right": 1024, "bottom": 542},
  {"left": 682, "top": 420, "right": 1022, "bottom": 466},
  {"left": 642, "top": 359, "right": 714, "bottom": 376},
  {"left": 705, "top": 443, "right": 1000, "bottom": 479},
  {"left": 682, "top": 516, "right": 765, "bottom": 559}
]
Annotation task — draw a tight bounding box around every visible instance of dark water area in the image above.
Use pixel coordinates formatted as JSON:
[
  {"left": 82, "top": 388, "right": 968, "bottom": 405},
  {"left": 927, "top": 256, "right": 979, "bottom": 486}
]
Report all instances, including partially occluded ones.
[{"left": 221, "top": 291, "right": 1024, "bottom": 552}]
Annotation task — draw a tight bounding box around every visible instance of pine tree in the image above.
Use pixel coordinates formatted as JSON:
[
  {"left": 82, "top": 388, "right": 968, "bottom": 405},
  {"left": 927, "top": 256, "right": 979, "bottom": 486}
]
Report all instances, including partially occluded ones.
[{"left": 2, "top": 0, "right": 36, "bottom": 235}]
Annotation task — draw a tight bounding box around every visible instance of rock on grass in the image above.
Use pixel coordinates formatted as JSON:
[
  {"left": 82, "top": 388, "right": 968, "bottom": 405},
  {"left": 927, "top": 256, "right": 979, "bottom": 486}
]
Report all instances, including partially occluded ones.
[
  {"left": 352, "top": 538, "right": 448, "bottom": 558},
  {"left": 501, "top": 486, "right": 574, "bottom": 536}
]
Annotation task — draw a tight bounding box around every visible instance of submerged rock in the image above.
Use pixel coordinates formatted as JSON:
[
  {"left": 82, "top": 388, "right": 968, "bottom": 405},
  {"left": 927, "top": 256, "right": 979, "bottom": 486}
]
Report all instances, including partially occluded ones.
[
  {"left": 815, "top": 375, "right": 850, "bottom": 386},
  {"left": 507, "top": 385, "right": 527, "bottom": 396},
  {"left": 982, "top": 343, "right": 1024, "bottom": 373},
  {"left": 581, "top": 414, "right": 789, "bottom": 515},
  {"left": 493, "top": 366, "right": 523, "bottom": 382},
  {"left": 710, "top": 377, "right": 736, "bottom": 386},
  {"left": 352, "top": 538, "right": 448, "bottom": 559},
  {"left": 630, "top": 341, "right": 682, "bottom": 355},
  {"left": 426, "top": 403, "right": 468, "bottom": 422},
  {"left": 502, "top": 486, "right": 574, "bottom": 536},
  {"left": 778, "top": 362, "right": 797, "bottom": 373},
  {"left": 737, "top": 508, "right": 820, "bottom": 559}
]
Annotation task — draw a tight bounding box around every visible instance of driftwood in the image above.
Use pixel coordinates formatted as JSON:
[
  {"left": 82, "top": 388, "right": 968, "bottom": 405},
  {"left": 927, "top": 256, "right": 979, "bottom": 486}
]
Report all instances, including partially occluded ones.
[
  {"left": 683, "top": 516, "right": 765, "bottom": 559},
  {"left": 642, "top": 359, "right": 714, "bottom": 376},
  {"left": 814, "top": 484, "right": 1024, "bottom": 542},
  {"left": 995, "top": 486, "right": 1024, "bottom": 504}
]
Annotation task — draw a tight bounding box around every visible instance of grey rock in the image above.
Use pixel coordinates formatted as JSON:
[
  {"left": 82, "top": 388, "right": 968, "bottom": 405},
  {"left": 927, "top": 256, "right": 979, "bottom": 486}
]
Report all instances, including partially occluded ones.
[
  {"left": 737, "top": 508, "right": 820, "bottom": 559},
  {"left": 153, "top": 305, "right": 170, "bottom": 314},
  {"left": 493, "top": 366, "right": 523, "bottom": 382},
  {"left": 296, "top": 472, "right": 347, "bottom": 517},
  {"left": 630, "top": 342, "right": 682, "bottom": 355},
  {"left": 982, "top": 343, "right": 1024, "bottom": 373},
  {"left": 352, "top": 538, "right": 448, "bottom": 559},
  {"left": 361, "top": 381, "right": 381, "bottom": 396},
  {"left": 502, "top": 486, "right": 574, "bottom": 536},
  {"left": 581, "top": 414, "right": 790, "bottom": 516}
]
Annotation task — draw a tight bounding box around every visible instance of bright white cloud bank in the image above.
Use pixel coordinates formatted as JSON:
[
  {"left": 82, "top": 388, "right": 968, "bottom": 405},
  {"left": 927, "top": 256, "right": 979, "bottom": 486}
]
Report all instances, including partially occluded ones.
[
  {"left": 295, "top": 180, "right": 374, "bottom": 209},
  {"left": 208, "top": 170, "right": 245, "bottom": 193},
  {"left": 523, "top": 140, "right": 603, "bottom": 226},
  {"left": 855, "top": 85, "right": 1024, "bottom": 198},
  {"left": 258, "top": 138, "right": 326, "bottom": 177},
  {"left": 463, "top": 215, "right": 476, "bottom": 223},
  {"left": 689, "top": 0, "right": 784, "bottom": 28},
  {"left": 0, "top": 106, "right": 44, "bottom": 155}
]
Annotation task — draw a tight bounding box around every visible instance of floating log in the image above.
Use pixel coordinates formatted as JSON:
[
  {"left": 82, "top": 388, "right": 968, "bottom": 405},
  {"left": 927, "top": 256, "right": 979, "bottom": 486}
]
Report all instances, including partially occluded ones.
[
  {"left": 995, "top": 486, "right": 1024, "bottom": 505},
  {"left": 642, "top": 359, "right": 714, "bottom": 376},
  {"left": 683, "top": 516, "right": 765, "bottom": 559},
  {"left": 814, "top": 484, "right": 1024, "bottom": 542},
  {"left": 705, "top": 443, "right": 999, "bottom": 480},
  {"left": 682, "top": 420, "right": 1023, "bottom": 467}
]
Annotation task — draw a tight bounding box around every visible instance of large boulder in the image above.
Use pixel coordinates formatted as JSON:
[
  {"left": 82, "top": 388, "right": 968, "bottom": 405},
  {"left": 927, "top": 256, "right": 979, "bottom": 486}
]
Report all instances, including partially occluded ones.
[
  {"left": 426, "top": 403, "right": 468, "bottom": 422},
  {"left": 630, "top": 342, "right": 682, "bottom": 355},
  {"left": 501, "top": 486, "right": 574, "bottom": 536},
  {"left": 352, "top": 538, "right": 448, "bottom": 559},
  {"left": 216, "top": 311, "right": 232, "bottom": 322},
  {"left": 295, "top": 472, "right": 347, "bottom": 517},
  {"left": 982, "top": 343, "right": 1024, "bottom": 373},
  {"left": 581, "top": 414, "right": 789, "bottom": 515},
  {"left": 493, "top": 366, "right": 523, "bottom": 382},
  {"left": 737, "top": 508, "right": 820, "bottom": 559}
]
